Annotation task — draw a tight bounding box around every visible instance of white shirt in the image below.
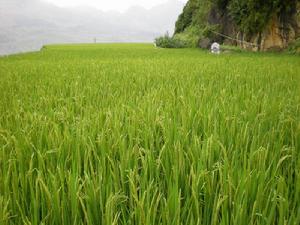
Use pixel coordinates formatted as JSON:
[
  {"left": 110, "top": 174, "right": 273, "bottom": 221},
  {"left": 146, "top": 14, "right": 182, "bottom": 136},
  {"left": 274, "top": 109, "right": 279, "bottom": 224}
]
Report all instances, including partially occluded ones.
[{"left": 211, "top": 42, "right": 220, "bottom": 53}]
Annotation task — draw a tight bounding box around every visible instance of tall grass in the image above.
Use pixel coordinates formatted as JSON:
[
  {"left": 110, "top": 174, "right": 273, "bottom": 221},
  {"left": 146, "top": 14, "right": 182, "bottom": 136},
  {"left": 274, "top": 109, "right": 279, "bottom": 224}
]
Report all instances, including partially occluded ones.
[{"left": 0, "top": 44, "right": 299, "bottom": 224}]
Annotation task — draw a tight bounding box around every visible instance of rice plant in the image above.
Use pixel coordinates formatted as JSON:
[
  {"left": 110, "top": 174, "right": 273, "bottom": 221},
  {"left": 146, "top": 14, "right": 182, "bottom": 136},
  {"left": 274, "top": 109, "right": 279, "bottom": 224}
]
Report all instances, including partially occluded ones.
[{"left": 0, "top": 44, "right": 299, "bottom": 224}]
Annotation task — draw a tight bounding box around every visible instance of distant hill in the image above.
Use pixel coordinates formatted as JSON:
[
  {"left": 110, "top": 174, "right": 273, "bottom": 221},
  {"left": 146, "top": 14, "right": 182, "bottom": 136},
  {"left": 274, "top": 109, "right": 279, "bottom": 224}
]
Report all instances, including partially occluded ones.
[{"left": 0, "top": 0, "right": 185, "bottom": 55}]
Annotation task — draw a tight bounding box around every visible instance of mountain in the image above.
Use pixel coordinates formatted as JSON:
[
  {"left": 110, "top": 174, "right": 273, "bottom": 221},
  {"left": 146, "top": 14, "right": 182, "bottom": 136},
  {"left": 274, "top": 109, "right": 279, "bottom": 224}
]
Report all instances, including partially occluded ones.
[
  {"left": 173, "top": 0, "right": 300, "bottom": 51},
  {"left": 0, "top": 0, "right": 185, "bottom": 55}
]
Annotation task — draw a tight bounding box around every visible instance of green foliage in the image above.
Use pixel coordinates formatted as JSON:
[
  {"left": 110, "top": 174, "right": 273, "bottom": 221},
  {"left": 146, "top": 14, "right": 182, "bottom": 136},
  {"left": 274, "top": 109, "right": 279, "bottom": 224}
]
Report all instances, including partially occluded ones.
[
  {"left": 286, "top": 38, "right": 300, "bottom": 54},
  {"left": 174, "top": 26, "right": 204, "bottom": 47},
  {"left": 228, "top": 0, "right": 269, "bottom": 34},
  {"left": 174, "top": 0, "right": 213, "bottom": 48},
  {"left": 224, "top": 0, "right": 297, "bottom": 34},
  {"left": 0, "top": 44, "right": 300, "bottom": 224},
  {"left": 155, "top": 33, "right": 188, "bottom": 48},
  {"left": 175, "top": 0, "right": 200, "bottom": 34},
  {"left": 175, "top": 0, "right": 298, "bottom": 38},
  {"left": 175, "top": 0, "right": 211, "bottom": 34},
  {"left": 214, "top": 0, "right": 229, "bottom": 9}
]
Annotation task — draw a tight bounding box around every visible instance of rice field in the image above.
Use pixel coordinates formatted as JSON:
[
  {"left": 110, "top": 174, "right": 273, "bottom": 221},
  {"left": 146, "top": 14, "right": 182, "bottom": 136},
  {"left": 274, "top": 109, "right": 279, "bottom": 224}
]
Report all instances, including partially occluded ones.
[{"left": 0, "top": 44, "right": 300, "bottom": 225}]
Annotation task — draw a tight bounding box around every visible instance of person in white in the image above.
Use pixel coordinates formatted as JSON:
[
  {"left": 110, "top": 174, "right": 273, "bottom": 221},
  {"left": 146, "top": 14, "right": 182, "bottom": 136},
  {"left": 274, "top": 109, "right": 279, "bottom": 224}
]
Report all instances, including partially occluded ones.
[{"left": 211, "top": 42, "right": 220, "bottom": 54}]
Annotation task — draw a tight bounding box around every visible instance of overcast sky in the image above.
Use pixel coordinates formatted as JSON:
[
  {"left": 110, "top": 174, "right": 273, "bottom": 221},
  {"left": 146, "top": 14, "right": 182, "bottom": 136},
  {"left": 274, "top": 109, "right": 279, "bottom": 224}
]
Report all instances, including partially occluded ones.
[{"left": 43, "top": 0, "right": 188, "bottom": 12}]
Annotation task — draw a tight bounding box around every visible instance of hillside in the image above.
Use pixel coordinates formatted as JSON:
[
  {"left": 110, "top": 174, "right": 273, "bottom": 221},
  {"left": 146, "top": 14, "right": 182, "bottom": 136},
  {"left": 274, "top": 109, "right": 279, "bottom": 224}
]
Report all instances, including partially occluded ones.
[{"left": 174, "top": 0, "right": 300, "bottom": 51}]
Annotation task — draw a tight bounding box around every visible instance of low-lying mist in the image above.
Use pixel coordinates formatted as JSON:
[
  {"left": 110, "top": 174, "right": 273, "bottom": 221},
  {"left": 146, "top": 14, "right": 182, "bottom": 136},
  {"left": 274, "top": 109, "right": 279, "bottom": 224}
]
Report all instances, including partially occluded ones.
[{"left": 0, "top": 0, "right": 184, "bottom": 55}]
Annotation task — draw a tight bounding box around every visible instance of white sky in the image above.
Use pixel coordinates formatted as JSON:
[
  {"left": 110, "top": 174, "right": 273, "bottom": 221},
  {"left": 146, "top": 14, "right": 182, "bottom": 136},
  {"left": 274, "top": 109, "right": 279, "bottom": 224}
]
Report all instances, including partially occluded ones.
[{"left": 43, "top": 0, "right": 188, "bottom": 12}]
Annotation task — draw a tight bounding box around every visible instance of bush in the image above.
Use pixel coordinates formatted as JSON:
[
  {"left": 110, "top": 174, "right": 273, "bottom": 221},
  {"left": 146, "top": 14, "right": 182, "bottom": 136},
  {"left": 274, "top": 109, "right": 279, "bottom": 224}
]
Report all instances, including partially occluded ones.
[
  {"left": 155, "top": 33, "right": 188, "bottom": 48},
  {"left": 286, "top": 38, "right": 300, "bottom": 54}
]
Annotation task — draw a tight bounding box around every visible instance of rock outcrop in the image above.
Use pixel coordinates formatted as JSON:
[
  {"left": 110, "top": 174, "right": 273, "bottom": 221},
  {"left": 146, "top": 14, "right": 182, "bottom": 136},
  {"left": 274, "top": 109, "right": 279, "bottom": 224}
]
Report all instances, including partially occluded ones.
[
  {"left": 232, "top": 14, "right": 299, "bottom": 51},
  {"left": 242, "top": 9, "right": 300, "bottom": 51},
  {"left": 175, "top": 0, "right": 300, "bottom": 51}
]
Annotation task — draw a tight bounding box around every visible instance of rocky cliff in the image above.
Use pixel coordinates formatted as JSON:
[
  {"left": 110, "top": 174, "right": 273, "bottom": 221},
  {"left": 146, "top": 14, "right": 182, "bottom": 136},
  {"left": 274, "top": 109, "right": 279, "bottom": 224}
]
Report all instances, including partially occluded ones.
[{"left": 174, "top": 0, "right": 300, "bottom": 51}]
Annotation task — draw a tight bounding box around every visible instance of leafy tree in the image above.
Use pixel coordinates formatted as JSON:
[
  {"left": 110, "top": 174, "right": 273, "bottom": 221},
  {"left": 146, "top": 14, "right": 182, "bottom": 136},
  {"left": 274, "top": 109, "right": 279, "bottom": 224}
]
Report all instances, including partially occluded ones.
[{"left": 175, "top": 0, "right": 201, "bottom": 34}]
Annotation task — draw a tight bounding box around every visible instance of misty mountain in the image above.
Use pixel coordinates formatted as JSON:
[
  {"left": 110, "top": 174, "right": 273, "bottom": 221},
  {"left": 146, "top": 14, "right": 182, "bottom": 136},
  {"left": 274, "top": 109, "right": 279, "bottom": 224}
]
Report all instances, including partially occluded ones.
[{"left": 0, "top": 0, "right": 185, "bottom": 55}]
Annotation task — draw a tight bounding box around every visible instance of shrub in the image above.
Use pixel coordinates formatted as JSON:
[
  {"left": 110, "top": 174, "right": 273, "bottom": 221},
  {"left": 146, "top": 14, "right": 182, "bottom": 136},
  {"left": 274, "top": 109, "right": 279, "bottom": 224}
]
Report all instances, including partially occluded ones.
[
  {"left": 155, "top": 33, "right": 188, "bottom": 48},
  {"left": 286, "top": 38, "right": 300, "bottom": 54}
]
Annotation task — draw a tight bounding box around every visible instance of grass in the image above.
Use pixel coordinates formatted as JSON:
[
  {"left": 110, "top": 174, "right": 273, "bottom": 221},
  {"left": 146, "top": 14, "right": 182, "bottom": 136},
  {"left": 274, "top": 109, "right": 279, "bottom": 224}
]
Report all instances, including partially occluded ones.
[{"left": 0, "top": 43, "right": 299, "bottom": 225}]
